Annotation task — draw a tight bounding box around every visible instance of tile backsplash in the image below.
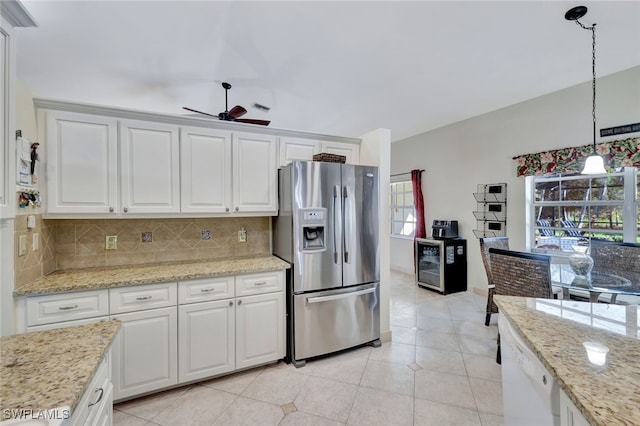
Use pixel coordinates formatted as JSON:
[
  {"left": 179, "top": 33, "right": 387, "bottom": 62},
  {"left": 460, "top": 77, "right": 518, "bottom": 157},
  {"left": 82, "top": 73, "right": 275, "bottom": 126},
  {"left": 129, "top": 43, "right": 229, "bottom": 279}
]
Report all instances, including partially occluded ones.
[
  {"left": 15, "top": 216, "right": 271, "bottom": 286},
  {"left": 14, "top": 214, "right": 56, "bottom": 287}
]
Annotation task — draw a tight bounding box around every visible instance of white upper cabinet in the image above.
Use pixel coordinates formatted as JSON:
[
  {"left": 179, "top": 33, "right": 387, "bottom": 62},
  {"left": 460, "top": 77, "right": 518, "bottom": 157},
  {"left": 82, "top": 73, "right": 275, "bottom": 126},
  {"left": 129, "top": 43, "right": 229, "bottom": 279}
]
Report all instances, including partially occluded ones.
[
  {"left": 180, "top": 127, "right": 232, "bottom": 214},
  {"left": 320, "top": 141, "right": 360, "bottom": 164},
  {"left": 119, "top": 120, "right": 180, "bottom": 214},
  {"left": 45, "top": 111, "right": 119, "bottom": 214},
  {"left": 232, "top": 132, "right": 277, "bottom": 214},
  {"left": 278, "top": 137, "right": 320, "bottom": 167}
]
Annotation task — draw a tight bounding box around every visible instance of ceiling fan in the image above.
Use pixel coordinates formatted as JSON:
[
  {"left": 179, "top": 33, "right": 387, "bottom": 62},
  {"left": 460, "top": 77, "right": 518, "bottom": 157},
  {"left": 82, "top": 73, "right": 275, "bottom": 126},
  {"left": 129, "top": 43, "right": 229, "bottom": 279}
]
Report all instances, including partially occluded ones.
[{"left": 183, "top": 82, "right": 270, "bottom": 126}]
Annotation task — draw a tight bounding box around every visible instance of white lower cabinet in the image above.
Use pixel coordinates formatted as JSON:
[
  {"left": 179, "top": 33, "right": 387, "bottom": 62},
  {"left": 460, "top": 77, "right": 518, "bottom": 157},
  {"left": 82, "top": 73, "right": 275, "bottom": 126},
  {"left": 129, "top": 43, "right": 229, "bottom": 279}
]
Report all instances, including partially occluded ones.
[
  {"left": 69, "top": 352, "right": 112, "bottom": 426},
  {"left": 560, "top": 388, "right": 590, "bottom": 426},
  {"left": 236, "top": 292, "right": 284, "bottom": 369},
  {"left": 110, "top": 307, "right": 178, "bottom": 400},
  {"left": 178, "top": 299, "right": 235, "bottom": 383}
]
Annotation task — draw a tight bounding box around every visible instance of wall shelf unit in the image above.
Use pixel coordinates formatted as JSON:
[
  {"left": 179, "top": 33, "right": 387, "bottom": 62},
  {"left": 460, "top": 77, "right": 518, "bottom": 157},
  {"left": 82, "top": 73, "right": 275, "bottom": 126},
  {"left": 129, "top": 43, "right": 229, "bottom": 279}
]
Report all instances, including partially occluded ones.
[{"left": 473, "top": 183, "right": 507, "bottom": 239}]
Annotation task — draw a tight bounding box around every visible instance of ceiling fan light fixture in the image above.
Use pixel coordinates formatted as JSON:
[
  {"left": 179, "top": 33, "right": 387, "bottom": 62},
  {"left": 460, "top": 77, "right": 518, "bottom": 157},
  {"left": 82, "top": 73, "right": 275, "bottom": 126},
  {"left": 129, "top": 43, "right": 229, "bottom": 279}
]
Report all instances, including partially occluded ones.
[{"left": 582, "top": 154, "right": 606, "bottom": 175}]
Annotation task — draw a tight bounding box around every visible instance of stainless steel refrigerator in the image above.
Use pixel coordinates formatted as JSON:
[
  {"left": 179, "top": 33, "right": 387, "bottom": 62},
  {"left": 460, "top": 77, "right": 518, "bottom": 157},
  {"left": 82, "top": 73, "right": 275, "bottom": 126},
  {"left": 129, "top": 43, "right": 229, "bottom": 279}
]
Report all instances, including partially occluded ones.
[{"left": 273, "top": 160, "right": 380, "bottom": 367}]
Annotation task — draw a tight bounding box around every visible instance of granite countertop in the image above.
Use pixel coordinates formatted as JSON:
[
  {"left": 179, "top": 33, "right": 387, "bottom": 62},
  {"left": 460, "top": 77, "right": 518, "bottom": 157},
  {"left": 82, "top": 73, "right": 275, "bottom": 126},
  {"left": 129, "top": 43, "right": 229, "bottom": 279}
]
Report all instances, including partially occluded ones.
[
  {"left": 0, "top": 320, "right": 121, "bottom": 420},
  {"left": 14, "top": 256, "right": 290, "bottom": 296},
  {"left": 494, "top": 295, "right": 640, "bottom": 426}
]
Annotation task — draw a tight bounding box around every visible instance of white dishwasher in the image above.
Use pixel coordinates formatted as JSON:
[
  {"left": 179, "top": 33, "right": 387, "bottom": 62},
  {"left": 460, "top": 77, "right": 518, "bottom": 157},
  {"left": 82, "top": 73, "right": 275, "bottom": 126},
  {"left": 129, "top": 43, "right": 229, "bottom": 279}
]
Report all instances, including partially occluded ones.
[{"left": 499, "top": 314, "right": 561, "bottom": 426}]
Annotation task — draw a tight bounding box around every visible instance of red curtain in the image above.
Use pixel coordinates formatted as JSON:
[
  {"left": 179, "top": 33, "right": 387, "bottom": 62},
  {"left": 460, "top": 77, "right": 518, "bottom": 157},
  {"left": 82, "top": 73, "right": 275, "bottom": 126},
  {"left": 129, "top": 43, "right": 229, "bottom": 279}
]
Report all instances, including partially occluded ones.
[
  {"left": 411, "top": 169, "right": 426, "bottom": 273},
  {"left": 411, "top": 169, "right": 426, "bottom": 239}
]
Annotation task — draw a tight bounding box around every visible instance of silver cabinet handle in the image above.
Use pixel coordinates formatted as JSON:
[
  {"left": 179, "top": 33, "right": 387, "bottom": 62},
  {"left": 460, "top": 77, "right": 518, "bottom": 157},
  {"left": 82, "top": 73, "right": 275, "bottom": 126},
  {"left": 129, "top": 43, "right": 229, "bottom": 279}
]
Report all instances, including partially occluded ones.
[
  {"left": 109, "top": 207, "right": 114, "bottom": 213},
  {"left": 235, "top": 207, "right": 239, "bottom": 212},
  {"left": 200, "top": 288, "right": 215, "bottom": 293},
  {"left": 254, "top": 281, "right": 267, "bottom": 286},
  {"left": 123, "top": 207, "right": 129, "bottom": 213},
  {"left": 226, "top": 207, "right": 229, "bottom": 212},
  {"left": 229, "top": 301, "right": 233, "bottom": 306},
  {"left": 136, "top": 295, "right": 152, "bottom": 301},
  {"left": 237, "top": 300, "right": 242, "bottom": 305},
  {"left": 88, "top": 387, "right": 104, "bottom": 408},
  {"left": 58, "top": 304, "right": 78, "bottom": 311}
]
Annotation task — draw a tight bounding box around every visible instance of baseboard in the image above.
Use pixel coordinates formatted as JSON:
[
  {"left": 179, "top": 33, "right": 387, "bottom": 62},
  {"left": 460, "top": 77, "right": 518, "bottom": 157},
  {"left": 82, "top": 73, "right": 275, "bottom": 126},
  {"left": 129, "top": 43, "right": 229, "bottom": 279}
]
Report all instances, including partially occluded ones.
[{"left": 380, "top": 330, "right": 392, "bottom": 343}]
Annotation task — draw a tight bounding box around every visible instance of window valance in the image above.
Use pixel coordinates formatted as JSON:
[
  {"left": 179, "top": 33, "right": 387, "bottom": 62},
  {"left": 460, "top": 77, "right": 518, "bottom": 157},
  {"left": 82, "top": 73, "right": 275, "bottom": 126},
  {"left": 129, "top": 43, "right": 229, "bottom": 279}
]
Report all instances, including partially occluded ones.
[{"left": 514, "top": 137, "right": 640, "bottom": 177}]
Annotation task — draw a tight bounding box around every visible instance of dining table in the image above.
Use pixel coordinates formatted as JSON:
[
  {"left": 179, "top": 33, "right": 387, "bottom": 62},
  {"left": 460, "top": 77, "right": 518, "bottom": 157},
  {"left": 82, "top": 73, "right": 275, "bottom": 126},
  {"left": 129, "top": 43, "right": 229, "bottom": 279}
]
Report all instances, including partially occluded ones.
[{"left": 550, "top": 263, "right": 640, "bottom": 304}]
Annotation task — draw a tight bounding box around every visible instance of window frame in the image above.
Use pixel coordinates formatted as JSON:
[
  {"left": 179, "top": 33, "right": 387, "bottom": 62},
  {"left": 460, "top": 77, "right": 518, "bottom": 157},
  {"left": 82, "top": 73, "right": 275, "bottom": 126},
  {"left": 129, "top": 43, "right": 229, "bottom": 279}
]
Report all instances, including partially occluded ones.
[
  {"left": 389, "top": 179, "right": 417, "bottom": 239},
  {"left": 526, "top": 167, "right": 638, "bottom": 254}
]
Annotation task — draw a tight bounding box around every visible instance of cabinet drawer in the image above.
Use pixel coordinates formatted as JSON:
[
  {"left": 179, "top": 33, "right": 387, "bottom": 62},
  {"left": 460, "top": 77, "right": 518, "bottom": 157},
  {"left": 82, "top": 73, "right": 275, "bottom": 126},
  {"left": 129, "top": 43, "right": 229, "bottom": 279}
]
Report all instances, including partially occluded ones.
[
  {"left": 178, "top": 276, "right": 234, "bottom": 304},
  {"left": 235, "top": 271, "right": 284, "bottom": 296},
  {"left": 71, "top": 352, "right": 110, "bottom": 426},
  {"left": 110, "top": 282, "right": 177, "bottom": 314},
  {"left": 26, "top": 290, "right": 109, "bottom": 327}
]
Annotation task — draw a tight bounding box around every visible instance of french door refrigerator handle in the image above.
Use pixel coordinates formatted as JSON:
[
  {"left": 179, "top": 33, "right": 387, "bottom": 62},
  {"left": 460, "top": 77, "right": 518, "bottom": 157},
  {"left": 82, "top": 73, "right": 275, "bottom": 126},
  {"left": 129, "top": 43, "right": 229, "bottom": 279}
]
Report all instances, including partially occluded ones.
[
  {"left": 306, "top": 287, "right": 376, "bottom": 304},
  {"left": 343, "top": 185, "right": 350, "bottom": 263},
  {"left": 333, "top": 185, "right": 340, "bottom": 263}
]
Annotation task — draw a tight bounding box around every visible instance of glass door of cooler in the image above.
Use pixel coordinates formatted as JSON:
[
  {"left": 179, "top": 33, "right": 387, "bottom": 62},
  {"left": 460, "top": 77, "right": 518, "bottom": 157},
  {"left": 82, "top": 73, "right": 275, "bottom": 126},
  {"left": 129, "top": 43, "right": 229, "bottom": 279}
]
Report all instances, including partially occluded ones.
[{"left": 415, "top": 239, "right": 443, "bottom": 290}]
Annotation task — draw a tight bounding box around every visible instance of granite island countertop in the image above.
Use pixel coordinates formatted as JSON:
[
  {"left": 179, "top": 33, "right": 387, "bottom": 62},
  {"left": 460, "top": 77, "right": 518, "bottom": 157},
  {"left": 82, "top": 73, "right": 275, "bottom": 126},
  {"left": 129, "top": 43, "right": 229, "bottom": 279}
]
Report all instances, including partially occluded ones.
[
  {"left": 0, "top": 320, "right": 121, "bottom": 421},
  {"left": 14, "top": 256, "right": 290, "bottom": 296},
  {"left": 494, "top": 295, "right": 640, "bottom": 426}
]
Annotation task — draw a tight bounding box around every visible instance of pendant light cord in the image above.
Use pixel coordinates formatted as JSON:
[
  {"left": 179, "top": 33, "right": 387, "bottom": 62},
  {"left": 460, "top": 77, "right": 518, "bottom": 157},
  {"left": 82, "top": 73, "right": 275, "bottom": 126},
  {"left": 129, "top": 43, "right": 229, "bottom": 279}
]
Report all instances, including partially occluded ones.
[{"left": 574, "top": 19, "right": 597, "bottom": 153}]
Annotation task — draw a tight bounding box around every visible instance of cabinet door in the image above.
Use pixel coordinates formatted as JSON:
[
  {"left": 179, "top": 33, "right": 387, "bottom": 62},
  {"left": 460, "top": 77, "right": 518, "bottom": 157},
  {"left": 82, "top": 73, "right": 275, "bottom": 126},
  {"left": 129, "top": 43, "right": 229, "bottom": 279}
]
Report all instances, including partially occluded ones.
[
  {"left": 180, "top": 127, "right": 232, "bottom": 213},
  {"left": 235, "top": 292, "right": 284, "bottom": 369},
  {"left": 232, "top": 132, "right": 278, "bottom": 214},
  {"left": 45, "top": 111, "right": 118, "bottom": 214},
  {"left": 120, "top": 120, "right": 180, "bottom": 214},
  {"left": 111, "top": 307, "right": 177, "bottom": 400},
  {"left": 320, "top": 141, "right": 360, "bottom": 165},
  {"left": 178, "top": 300, "right": 235, "bottom": 382},
  {"left": 278, "top": 137, "right": 320, "bottom": 166}
]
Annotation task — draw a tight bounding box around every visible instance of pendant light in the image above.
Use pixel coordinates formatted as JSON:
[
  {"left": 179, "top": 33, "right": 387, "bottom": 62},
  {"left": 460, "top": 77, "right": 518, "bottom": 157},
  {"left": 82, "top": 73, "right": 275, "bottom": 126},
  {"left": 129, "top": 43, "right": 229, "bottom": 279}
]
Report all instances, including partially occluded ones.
[{"left": 565, "top": 6, "right": 606, "bottom": 175}]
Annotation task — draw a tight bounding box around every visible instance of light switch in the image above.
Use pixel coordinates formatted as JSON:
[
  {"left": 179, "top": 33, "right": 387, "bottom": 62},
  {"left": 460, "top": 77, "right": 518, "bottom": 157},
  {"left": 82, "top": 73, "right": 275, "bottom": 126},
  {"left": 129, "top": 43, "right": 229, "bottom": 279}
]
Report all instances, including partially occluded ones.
[
  {"left": 27, "top": 215, "right": 36, "bottom": 229},
  {"left": 105, "top": 235, "right": 117, "bottom": 250},
  {"left": 19, "top": 235, "right": 27, "bottom": 256},
  {"left": 32, "top": 233, "right": 39, "bottom": 251}
]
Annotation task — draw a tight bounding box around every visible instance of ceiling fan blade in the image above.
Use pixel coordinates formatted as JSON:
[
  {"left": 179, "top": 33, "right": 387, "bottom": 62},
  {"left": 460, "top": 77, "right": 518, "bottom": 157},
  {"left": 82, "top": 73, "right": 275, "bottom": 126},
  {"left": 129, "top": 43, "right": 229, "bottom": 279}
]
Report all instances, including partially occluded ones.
[
  {"left": 235, "top": 118, "right": 271, "bottom": 126},
  {"left": 229, "top": 105, "right": 247, "bottom": 119},
  {"left": 182, "top": 106, "right": 219, "bottom": 119}
]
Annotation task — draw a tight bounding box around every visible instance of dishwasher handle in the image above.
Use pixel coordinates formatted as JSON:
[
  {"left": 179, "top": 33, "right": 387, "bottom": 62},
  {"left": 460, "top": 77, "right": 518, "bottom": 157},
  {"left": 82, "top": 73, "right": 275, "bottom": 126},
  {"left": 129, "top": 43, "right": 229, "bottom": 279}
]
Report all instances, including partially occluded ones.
[{"left": 306, "top": 287, "right": 375, "bottom": 304}]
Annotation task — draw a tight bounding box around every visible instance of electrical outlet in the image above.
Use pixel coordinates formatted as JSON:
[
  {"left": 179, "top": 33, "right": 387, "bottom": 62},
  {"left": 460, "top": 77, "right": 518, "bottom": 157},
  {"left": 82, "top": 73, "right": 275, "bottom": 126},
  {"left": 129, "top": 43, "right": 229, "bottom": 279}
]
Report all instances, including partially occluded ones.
[
  {"left": 32, "top": 233, "right": 39, "bottom": 251},
  {"left": 18, "top": 235, "right": 27, "bottom": 256},
  {"left": 105, "top": 235, "right": 117, "bottom": 250},
  {"left": 238, "top": 227, "right": 247, "bottom": 243}
]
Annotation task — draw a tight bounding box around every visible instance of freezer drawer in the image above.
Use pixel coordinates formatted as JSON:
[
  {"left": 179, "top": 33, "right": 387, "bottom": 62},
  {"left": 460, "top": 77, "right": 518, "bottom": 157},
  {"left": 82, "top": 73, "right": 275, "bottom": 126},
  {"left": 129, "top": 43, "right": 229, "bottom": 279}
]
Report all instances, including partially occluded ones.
[{"left": 293, "top": 283, "right": 379, "bottom": 361}]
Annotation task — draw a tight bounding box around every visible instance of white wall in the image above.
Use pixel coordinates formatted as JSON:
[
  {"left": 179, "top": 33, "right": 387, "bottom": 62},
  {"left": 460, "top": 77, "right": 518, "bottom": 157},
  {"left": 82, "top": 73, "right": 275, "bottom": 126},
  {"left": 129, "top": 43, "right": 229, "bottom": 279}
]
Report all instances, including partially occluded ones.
[{"left": 391, "top": 66, "right": 640, "bottom": 294}]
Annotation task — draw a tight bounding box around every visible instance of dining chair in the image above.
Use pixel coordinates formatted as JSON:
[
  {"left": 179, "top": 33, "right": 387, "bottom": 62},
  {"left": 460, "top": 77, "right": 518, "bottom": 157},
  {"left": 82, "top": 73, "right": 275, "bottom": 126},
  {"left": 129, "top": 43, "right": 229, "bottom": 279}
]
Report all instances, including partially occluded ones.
[
  {"left": 590, "top": 240, "right": 640, "bottom": 289},
  {"left": 489, "top": 248, "right": 553, "bottom": 364},
  {"left": 479, "top": 237, "right": 510, "bottom": 326}
]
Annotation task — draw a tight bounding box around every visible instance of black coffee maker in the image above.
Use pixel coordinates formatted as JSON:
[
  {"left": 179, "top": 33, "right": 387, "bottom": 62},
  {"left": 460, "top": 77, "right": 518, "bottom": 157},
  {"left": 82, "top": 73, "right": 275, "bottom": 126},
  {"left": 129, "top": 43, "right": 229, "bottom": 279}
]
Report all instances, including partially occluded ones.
[{"left": 431, "top": 220, "right": 459, "bottom": 239}]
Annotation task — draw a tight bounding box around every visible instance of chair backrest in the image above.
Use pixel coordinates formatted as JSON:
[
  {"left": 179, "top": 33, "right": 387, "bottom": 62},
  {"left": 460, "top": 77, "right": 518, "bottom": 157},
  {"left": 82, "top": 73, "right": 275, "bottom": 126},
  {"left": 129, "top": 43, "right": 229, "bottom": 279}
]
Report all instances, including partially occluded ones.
[
  {"left": 536, "top": 219, "right": 555, "bottom": 237},
  {"left": 488, "top": 248, "right": 553, "bottom": 299},
  {"left": 479, "top": 237, "right": 510, "bottom": 286},
  {"left": 561, "top": 219, "right": 584, "bottom": 238},
  {"left": 590, "top": 241, "right": 640, "bottom": 283}
]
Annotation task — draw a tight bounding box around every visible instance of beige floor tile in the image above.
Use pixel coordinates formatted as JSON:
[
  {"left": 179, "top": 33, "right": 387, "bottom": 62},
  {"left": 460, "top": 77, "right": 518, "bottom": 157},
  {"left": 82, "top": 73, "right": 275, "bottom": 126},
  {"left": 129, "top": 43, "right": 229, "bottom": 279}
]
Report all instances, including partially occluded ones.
[
  {"left": 414, "top": 369, "right": 477, "bottom": 410},
  {"left": 114, "top": 385, "right": 191, "bottom": 420},
  {"left": 463, "top": 353, "right": 502, "bottom": 382},
  {"left": 415, "top": 346, "right": 466, "bottom": 375},
  {"left": 414, "top": 399, "right": 482, "bottom": 426},
  {"left": 242, "top": 367, "right": 308, "bottom": 405},
  {"left": 212, "top": 396, "right": 284, "bottom": 426},
  {"left": 112, "top": 410, "right": 153, "bottom": 426},
  {"left": 199, "top": 367, "right": 263, "bottom": 394},
  {"left": 457, "top": 333, "right": 498, "bottom": 357},
  {"left": 280, "top": 410, "right": 346, "bottom": 425},
  {"left": 347, "top": 386, "right": 414, "bottom": 426},
  {"left": 478, "top": 411, "right": 504, "bottom": 426},
  {"left": 469, "top": 377, "right": 504, "bottom": 415},
  {"left": 294, "top": 376, "right": 358, "bottom": 423},
  {"left": 302, "top": 352, "right": 368, "bottom": 385},
  {"left": 453, "top": 320, "right": 499, "bottom": 339},
  {"left": 367, "top": 342, "right": 415, "bottom": 366},
  {"left": 359, "top": 358, "right": 415, "bottom": 396},
  {"left": 415, "top": 316, "right": 455, "bottom": 333},
  {"left": 415, "top": 330, "right": 460, "bottom": 351},
  {"left": 152, "top": 385, "right": 236, "bottom": 426},
  {"left": 390, "top": 325, "right": 417, "bottom": 345}
]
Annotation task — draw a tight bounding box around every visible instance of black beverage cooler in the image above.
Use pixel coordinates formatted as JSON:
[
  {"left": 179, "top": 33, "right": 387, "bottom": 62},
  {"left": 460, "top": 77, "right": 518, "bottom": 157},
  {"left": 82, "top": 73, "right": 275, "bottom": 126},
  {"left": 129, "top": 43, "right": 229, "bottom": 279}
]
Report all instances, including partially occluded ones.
[{"left": 415, "top": 238, "right": 467, "bottom": 294}]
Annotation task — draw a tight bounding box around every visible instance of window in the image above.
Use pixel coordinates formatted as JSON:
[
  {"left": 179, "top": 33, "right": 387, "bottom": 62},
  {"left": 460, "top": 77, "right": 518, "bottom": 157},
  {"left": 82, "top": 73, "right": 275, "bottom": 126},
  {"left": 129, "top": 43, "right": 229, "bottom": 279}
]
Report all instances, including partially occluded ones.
[
  {"left": 390, "top": 181, "right": 416, "bottom": 238},
  {"left": 528, "top": 167, "right": 639, "bottom": 253}
]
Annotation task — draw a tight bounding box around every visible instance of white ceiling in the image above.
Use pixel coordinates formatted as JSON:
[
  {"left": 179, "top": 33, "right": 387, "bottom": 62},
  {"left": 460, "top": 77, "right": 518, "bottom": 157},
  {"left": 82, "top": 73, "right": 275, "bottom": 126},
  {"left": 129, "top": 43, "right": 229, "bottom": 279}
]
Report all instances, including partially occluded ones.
[{"left": 14, "top": 1, "right": 640, "bottom": 142}]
